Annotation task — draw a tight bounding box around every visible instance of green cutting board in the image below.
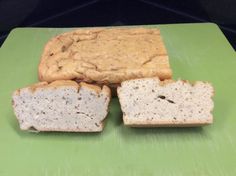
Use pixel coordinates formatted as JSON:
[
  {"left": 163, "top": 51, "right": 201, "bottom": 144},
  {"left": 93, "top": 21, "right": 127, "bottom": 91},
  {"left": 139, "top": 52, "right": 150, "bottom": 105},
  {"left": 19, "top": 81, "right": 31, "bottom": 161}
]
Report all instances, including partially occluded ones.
[{"left": 0, "top": 23, "right": 236, "bottom": 176}]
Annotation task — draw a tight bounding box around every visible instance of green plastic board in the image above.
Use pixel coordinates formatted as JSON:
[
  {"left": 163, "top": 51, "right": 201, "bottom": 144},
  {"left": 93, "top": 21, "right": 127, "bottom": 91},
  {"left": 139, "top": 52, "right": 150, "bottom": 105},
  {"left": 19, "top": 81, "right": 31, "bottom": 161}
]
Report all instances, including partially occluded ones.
[{"left": 0, "top": 23, "right": 236, "bottom": 176}]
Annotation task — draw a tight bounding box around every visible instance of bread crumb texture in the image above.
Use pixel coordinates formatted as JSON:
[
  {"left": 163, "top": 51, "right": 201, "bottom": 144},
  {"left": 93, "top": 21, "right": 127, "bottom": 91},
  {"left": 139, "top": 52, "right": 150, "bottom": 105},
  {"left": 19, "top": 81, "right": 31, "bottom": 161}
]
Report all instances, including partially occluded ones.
[
  {"left": 118, "top": 78, "right": 214, "bottom": 127},
  {"left": 39, "top": 27, "right": 172, "bottom": 84},
  {"left": 12, "top": 80, "right": 111, "bottom": 132}
]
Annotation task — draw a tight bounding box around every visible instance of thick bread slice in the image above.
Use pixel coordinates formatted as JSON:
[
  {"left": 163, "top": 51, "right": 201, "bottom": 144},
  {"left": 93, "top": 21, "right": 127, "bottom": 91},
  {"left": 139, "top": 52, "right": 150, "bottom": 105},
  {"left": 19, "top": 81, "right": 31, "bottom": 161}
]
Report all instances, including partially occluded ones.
[
  {"left": 12, "top": 80, "right": 111, "bottom": 132},
  {"left": 117, "top": 78, "right": 214, "bottom": 127},
  {"left": 38, "top": 27, "right": 172, "bottom": 84}
]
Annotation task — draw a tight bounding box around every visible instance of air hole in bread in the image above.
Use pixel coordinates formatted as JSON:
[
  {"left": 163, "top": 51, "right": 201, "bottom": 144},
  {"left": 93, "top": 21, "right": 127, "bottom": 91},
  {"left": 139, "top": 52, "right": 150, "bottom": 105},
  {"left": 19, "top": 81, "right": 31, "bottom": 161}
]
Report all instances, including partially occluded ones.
[
  {"left": 158, "top": 95, "right": 166, "bottom": 99},
  {"left": 167, "top": 100, "right": 175, "bottom": 104}
]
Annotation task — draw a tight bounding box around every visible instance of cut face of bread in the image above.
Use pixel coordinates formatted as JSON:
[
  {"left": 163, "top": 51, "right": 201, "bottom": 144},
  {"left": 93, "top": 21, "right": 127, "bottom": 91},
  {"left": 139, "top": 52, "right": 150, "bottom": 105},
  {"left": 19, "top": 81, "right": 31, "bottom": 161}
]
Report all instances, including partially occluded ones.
[
  {"left": 117, "top": 78, "right": 214, "bottom": 127},
  {"left": 12, "top": 81, "right": 111, "bottom": 132},
  {"left": 38, "top": 27, "right": 172, "bottom": 84}
]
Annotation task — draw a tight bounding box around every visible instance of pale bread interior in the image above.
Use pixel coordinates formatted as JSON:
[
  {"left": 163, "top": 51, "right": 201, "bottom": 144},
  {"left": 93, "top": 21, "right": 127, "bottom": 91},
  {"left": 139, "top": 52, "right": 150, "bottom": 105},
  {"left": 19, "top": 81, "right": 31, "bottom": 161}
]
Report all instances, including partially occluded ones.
[
  {"left": 117, "top": 78, "right": 214, "bottom": 127},
  {"left": 12, "top": 81, "right": 111, "bottom": 132}
]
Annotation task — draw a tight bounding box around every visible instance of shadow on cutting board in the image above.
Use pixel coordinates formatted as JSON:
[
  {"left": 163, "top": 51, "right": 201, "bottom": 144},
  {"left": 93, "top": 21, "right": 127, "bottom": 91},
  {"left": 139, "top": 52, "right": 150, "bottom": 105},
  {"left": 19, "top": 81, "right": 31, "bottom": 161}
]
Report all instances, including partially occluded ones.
[{"left": 118, "top": 121, "right": 212, "bottom": 143}]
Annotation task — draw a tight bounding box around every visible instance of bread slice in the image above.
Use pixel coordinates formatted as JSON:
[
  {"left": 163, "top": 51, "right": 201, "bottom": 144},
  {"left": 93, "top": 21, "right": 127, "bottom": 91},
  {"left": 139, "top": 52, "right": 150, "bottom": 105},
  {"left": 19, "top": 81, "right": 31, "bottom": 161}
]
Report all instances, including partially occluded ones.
[
  {"left": 12, "top": 80, "right": 111, "bottom": 132},
  {"left": 38, "top": 27, "right": 172, "bottom": 85},
  {"left": 117, "top": 78, "right": 214, "bottom": 127}
]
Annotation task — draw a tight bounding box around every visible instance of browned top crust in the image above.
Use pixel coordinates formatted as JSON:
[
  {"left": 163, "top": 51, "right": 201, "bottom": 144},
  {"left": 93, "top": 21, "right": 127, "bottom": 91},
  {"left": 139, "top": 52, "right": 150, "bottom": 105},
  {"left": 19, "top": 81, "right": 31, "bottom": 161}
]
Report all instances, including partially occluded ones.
[
  {"left": 38, "top": 27, "right": 172, "bottom": 84},
  {"left": 14, "top": 80, "right": 111, "bottom": 97}
]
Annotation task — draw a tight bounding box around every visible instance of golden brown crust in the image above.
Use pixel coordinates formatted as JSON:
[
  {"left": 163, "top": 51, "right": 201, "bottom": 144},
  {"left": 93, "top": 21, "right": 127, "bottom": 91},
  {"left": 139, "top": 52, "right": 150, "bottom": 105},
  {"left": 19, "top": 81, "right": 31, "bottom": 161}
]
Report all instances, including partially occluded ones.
[
  {"left": 79, "top": 82, "right": 101, "bottom": 93},
  {"left": 159, "top": 79, "right": 175, "bottom": 86},
  {"left": 38, "top": 27, "right": 172, "bottom": 84},
  {"left": 27, "top": 80, "right": 78, "bottom": 92},
  {"left": 79, "top": 82, "right": 111, "bottom": 97},
  {"left": 26, "top": 127, "right": 104, "bottom": 132},
  {"left": 123, "top": 117, "right": 213, "bottom": 127},
  {"left": 101, "top": 85, "right": 111, "bottom": 98},
  {"left": 119, "top": 77, "right": 214, "bottom": 91},
  {"left": 15, "top": 80, "right": 111, "bottom": 97},
  {"left": 162, "top": 79, "right": 214, "bottom": 88}
]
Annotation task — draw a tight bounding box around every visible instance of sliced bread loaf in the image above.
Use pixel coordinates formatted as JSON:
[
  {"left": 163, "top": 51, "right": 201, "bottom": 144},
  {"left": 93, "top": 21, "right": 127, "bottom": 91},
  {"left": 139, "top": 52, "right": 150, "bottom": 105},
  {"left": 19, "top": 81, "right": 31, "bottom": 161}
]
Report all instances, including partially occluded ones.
[
  {"left": 12, "top": 80, "right": 111, "bottom": 132},
  {"left": 117, "top": 78, "right": 214, "bottom": 127}
]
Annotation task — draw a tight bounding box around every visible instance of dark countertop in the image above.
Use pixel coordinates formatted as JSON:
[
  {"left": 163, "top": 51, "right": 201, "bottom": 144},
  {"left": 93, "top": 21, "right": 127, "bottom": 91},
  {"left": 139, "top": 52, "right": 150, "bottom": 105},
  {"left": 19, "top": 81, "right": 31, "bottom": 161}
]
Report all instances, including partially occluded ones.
[{"left": 0, "top": 0, "right": 235, "bottom": 50}]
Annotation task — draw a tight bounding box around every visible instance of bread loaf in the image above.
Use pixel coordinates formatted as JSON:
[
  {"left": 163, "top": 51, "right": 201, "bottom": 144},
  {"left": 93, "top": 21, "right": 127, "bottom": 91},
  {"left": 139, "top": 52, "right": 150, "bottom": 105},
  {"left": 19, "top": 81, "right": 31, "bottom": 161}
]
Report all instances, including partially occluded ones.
[
  {"left": 38, "top": 27, "right": 172, "bottom": 84},
  {"left": 117, "top": 78, "right": 214, "bottom": 127},
  {"left": 12, "top": 80, "right": 111, "bottom": 132}
]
